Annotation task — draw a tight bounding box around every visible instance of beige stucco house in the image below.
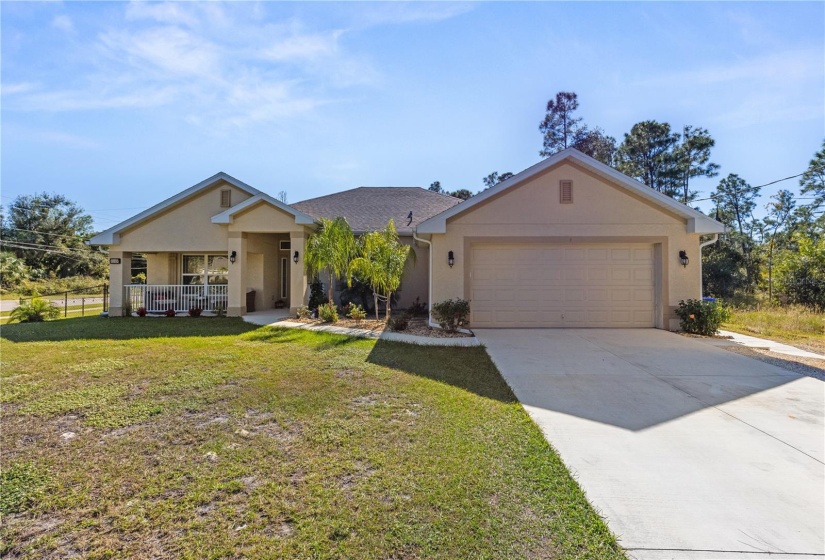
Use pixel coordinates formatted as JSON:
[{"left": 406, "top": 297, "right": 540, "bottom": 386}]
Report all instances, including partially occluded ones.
[{"left": 90, "top": 148, "right": 724, "bottom": 330}]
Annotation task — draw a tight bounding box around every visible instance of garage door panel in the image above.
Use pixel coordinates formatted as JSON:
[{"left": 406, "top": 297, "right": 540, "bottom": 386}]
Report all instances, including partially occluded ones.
[
  {"left": 587, "top": 289, "right": 609, "bottom": 302},
  {"left": 611, "top": 248, "right": 632, "bottom": 261},
  {"left": 587, "top": 248, "right": 609, "bottom": 261},
  {"left": 471, "top": 243, "right": 655, "bottom": 328}
]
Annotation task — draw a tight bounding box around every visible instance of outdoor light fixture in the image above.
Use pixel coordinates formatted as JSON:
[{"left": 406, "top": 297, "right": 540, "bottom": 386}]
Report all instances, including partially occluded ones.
[
  {"left": 679, "top": 250, "right": 689, "bottom": 268},
  {"left": 448, "top": 250, "right": 455, "bottom": 268},
  {"left": 293, "top": 251, "right": 300, "bottom": 264},
  {"left": 229, "top": 251, "right": 237, "bottom": 264}
]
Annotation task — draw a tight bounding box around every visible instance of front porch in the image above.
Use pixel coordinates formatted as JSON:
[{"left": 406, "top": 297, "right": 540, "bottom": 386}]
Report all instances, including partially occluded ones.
[
  {"left": 108, "top": 230, "right": 310, "bottom": 317},
  {"left": 124, "top": 284, "right": 229, "bottom": 314}
]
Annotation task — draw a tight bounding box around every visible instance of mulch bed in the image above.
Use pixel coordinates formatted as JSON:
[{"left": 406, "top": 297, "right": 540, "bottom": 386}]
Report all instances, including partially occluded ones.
[{"left": 289, "top": 316, "right": 472, "bottom": 338}]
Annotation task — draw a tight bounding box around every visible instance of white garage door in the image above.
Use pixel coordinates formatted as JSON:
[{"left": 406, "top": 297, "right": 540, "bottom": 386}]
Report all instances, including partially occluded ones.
[{"left": 470, "top": 243, "right": 655, "bottom": 328}]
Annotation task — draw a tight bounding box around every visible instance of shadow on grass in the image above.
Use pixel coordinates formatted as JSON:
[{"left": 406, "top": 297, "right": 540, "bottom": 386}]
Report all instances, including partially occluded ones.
[
  {"left": 243, "top": 326, "right": 365, "bottom": 350},
  {"left": 0, "top": 316, "right": 260, "bottom": 343},
  {"left": 366, "top": 339, "right": 517, "bottom": 403}
]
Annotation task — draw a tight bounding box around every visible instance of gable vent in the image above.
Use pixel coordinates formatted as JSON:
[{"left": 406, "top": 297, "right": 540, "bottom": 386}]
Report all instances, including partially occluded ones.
[
  {"left": 220, "top": 189, "right": 232, "bottom": 208},
  {"left": 560, "top": 180, "right": 573, "bottom": 204}
]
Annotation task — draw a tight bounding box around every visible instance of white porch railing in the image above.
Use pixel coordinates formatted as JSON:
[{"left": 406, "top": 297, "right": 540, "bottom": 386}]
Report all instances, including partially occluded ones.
[{"left": 125, "top": 284, "right": 228, "bottom": 314}]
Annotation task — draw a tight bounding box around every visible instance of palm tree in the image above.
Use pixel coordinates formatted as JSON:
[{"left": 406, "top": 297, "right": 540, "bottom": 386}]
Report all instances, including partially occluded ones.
[
  {"left": 347, "top": 219, "right": 413, "bottom": 320},
  {"left": 304, "top": 217, "right": 356, "bottom": 305}
]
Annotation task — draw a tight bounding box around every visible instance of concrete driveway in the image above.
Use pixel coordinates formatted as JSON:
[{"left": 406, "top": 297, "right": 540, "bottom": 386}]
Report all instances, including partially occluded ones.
[{"left": 475, "top": 329, "right": 824, "bottom": 560}]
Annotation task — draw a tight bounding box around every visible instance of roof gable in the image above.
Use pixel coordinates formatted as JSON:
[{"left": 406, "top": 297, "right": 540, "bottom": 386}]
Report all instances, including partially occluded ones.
[
  {"left": 211, "top": 193, "right": 316, "bottom": 226},
  {"left": 416, "top": 149, "right": 724, "bottom": 235},
  {"left": 89, "top": 172, "right": 262, "bottom": 245}
]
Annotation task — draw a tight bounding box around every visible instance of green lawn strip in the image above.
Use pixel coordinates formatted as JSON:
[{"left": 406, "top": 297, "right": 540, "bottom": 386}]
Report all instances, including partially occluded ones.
[{"left": 1, "top": 318, "right": 625, "bottom": 559}]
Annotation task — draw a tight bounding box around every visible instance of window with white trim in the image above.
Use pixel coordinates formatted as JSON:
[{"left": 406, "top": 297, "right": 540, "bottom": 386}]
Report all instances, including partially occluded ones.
[{"left": 182, "top": 254, "right": 229, "bottom": 288}]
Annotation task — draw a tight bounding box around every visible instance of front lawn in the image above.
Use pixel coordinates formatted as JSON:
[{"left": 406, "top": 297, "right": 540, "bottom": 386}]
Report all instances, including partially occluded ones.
[{"left": 1, "top": 317, "right": 624, "bottom": 559}]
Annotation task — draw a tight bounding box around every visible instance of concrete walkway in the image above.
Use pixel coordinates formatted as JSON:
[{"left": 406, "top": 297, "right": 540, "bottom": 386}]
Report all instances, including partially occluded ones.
[
  {"left": 475, "top": 328, "right": 824, "bottom": 560},
  {"left": 698, "top": 330, "right": 825, "bottom": 360},
  {"left": 242, "top": 310, "right": 481, "bottom": 347}
]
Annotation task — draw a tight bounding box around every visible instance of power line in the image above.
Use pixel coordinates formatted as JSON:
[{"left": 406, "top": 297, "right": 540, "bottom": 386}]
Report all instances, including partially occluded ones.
[
  {"left": 0, "top": 240, "right": 105, "bottom": 255},
  {"left": 3, "top": 227, "right": 94, "bottom": 241},
  {"left": 693, "top": 172, "right": 807, "bottom": 203},
  {"left": 0, "top": 242, "right": 93, "bottom": 263}
]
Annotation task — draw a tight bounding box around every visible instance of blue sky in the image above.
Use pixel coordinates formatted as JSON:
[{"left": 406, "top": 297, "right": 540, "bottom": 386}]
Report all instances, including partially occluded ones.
[{"left": 2, "top": 1, "right": 823, "bottom": 231}]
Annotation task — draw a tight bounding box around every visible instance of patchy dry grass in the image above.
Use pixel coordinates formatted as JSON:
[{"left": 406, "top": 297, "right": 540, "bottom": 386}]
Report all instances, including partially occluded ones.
[
  {"left": 1, "top": 317, "right": 625, "bottom": 559},
  {"left": 724, "top": 305, "right": 825, "bottom": 354}
]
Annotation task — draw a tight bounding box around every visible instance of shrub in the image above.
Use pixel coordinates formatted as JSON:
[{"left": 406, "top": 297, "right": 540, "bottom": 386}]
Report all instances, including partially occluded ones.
[
  {"left": 308, "top": 277, "right": 326, "bottom": 311},
  {"left": 388, "top": 313, "right": 410, "bottom": 332},
  {"left": 318, "top": 302, "right": 339, "bottom": 323},
  {"left": 297, "top": 305, "right": 312, "bottom": 319},
  {"left": 774, "top": 235, "right": 825, "bottom": 310},
  {"left": 136, "top": 307, "right": 147, "bottom": 317},
  {"left": 675, "top": 299, "right": 731, "bottom": 335},
  {"left": 165, "top": 309, "right": 176, "bottom": 318},
  {"left": 347, "top": 303, "right": 367, "bottom": 323},
  {"left": 407, "top": 297, "right": 427, "bottom": 317},
  {"left": 8, "top": 275, "right": 104, "bottom": 297},
  {"left": 0, "top": 252, "right": 29, "bottom": 289},
  {"left": 188, "top": 307, "right": 202, "bottom": 317},
  {"left": 9, "top": 298, "right": 61, "bottom": 323},
  {"left": 431, "top": 298, "right": 470, "bottom": 332}
]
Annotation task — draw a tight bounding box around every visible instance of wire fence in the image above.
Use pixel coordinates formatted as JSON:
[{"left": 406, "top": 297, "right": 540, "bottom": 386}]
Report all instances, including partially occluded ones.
[{"left": 13, "top": 284, "right": 109, "bottom": 318}]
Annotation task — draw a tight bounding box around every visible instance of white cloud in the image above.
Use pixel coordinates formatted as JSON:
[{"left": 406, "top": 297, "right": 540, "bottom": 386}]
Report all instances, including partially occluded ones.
[
  {"left": 51, "top": 15, "right": 75, "bottom": 34},
  {"left": 124, "top": 1, "right": 200, "bottom": 28},
  {"left": 1, "top": 82, "right": 38, "bottom": 95},
  {"left": 3, "top": 3, "right": 385, "bottom": 128},
  {"left": 642, "top": 49, "right": 820, "bottom": 87},
  {"left": 635, "top": 49, "right": 824, "bottom": 129},
  {"left": 98, "top": 27, "right": 221, "bottom": 79},
  {"left": 15, "top": 87, "right": 179, "bottom": 111},
  {"left": 262, "top": 30, "right": 343, "bottom": 62},
  {"left": 356, "top": 2, "right": 475, "bottom": 27}
]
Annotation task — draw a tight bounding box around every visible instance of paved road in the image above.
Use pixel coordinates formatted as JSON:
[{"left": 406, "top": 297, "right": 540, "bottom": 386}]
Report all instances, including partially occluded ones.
[{"left": 476, "top": 328, "right": 825, "bottom": 560}]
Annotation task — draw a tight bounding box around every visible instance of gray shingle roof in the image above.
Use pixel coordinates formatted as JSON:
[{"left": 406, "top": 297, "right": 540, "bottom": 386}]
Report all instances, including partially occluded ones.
[{"left": 292, "top": 187, "right": 463, "bottom": 235}]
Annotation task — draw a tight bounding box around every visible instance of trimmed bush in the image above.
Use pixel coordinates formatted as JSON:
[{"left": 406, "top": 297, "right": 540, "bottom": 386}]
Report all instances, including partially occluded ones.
[
  {"left": 346, "top": 303, "right": 367, "bottom": 323},
  {"left": 9, "top": 298, "right": 61, "bottom": 323},
  {"left": 675, "top": 299, "right": 731, "bottom": 335},
  {"left": 188, "top": 307, "right": 202, "bottom": 317},
  {"left": 318, "top": 302, "right": 339, "bottom": 323},
  {"left": 388, "top": 313, "right": 410, "bottom": 332},
  {"left": 431, "top": 298, "right": 470, "bottom": 333},
  {"left": 297, "top": 305, "right": 312, "bottom": 320}
]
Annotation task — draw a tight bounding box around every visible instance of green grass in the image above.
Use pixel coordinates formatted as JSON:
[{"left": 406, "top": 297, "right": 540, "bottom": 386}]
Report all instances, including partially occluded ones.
[
  {"left": 724, "top": 305, "right": 825, "bottom": 354},
  {"left": 0, "top": 317, "right": 625, "bottom": 559}
]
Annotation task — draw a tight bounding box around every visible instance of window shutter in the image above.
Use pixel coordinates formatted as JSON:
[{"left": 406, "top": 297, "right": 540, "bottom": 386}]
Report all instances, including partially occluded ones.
[
  {"left": 220, "top": 189, "right": 231, "bottom": 207},
  {"left": 560, "top": 181, "right": 573, "bottom": 204}
]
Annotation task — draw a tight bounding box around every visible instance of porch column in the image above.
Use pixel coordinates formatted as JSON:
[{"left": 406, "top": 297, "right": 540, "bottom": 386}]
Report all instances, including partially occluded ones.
[
  {"left": 108, "top": 250, "right": 132, "bottom": 317},
  {"left": 228, "top": 233, "right": 247, "bottom": 316},
  {"left": 289, "top": 231, "right": 309, "bottom": 316}
]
